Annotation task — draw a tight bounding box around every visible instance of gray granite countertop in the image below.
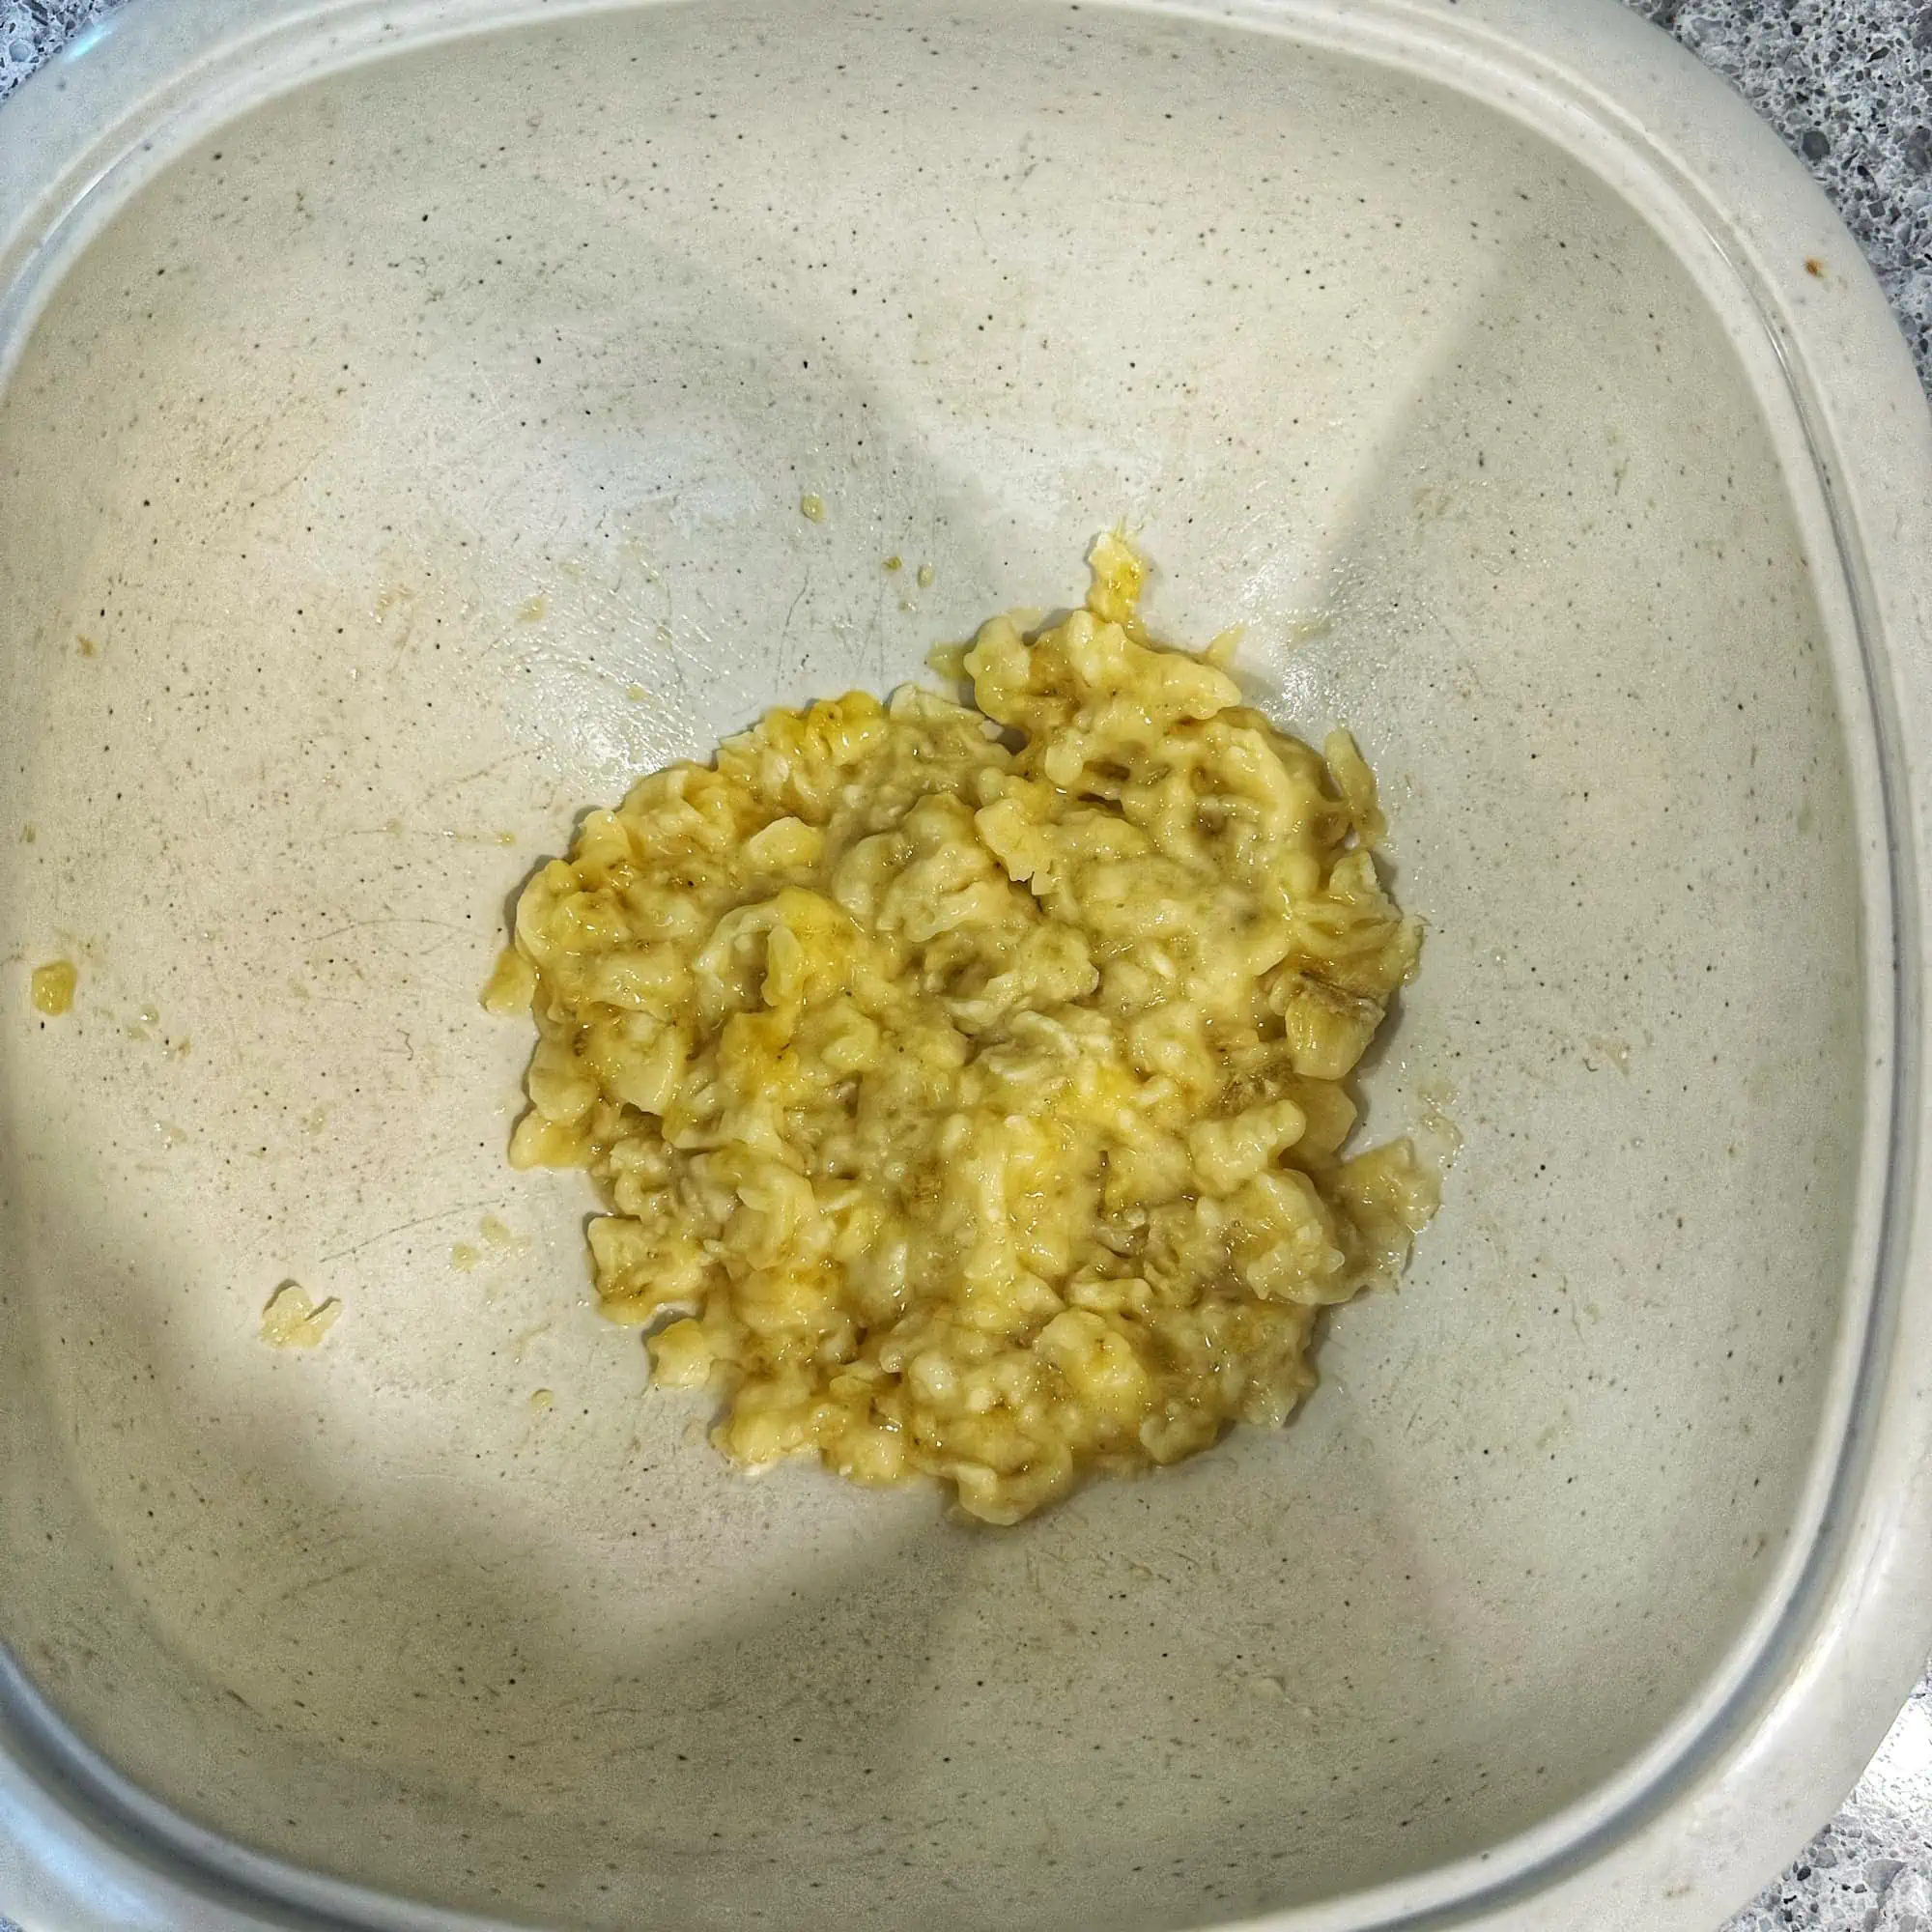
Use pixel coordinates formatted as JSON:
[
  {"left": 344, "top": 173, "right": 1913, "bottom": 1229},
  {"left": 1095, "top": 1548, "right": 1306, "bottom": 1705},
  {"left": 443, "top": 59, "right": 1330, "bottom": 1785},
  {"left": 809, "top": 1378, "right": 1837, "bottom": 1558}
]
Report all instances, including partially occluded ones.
[{"left": 2, "top": 2, "right": 1929, "bottom": 1929}]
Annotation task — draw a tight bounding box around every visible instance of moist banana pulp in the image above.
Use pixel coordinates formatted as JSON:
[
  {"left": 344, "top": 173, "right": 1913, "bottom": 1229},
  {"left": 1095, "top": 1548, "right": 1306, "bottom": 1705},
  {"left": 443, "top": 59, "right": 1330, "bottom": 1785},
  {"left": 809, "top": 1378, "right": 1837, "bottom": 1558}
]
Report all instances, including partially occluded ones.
[{"left": 487, "top": 537, "right": 1435, "bottom": 1521}]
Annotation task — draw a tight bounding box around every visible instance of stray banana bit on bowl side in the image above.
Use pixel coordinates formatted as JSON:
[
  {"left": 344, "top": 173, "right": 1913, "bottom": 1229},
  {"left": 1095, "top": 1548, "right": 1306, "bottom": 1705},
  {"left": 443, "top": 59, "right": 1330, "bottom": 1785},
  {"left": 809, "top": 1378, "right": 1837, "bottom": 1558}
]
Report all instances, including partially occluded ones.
[{"left": 485, "top": 536, "right": 1436, "bottom": 1521}]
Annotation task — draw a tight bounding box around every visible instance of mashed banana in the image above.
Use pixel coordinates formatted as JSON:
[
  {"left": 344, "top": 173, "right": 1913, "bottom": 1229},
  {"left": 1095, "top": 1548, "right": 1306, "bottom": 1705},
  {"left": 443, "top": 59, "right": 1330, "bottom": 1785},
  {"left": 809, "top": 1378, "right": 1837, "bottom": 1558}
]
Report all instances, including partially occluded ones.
[{"left": 489, "top": 537, "right": 1435, "bottom": 1521}]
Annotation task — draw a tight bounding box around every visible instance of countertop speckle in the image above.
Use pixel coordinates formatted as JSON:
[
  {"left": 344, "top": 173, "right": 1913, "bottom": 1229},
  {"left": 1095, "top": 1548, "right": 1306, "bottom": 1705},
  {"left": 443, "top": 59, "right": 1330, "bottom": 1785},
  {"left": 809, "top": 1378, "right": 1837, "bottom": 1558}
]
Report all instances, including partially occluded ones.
[
  {"left": 1, "top": 3, "right": 1928, "bottom": 1930},
  {"left": 1632, "top": 0, "right": 1932, "bottom": 385}
]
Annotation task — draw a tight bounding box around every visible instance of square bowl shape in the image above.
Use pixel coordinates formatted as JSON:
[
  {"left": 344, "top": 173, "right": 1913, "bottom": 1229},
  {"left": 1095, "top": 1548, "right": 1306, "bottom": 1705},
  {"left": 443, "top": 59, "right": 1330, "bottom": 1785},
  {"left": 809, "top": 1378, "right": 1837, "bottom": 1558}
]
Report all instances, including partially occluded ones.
[{"left": 1, "top": 4, "right": 1930, "bottom": 1930}]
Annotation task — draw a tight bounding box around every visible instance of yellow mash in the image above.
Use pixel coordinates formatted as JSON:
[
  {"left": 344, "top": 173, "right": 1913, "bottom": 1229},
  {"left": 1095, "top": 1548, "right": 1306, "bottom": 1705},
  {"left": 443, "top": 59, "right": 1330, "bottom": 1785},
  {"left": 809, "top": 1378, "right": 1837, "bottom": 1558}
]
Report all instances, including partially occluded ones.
[
  {"left": 490, "top": 537, "right": 1435, "bottom": 1521},
  {"left": 29, "top": 959, "right": 76, "bottom": 1015}
]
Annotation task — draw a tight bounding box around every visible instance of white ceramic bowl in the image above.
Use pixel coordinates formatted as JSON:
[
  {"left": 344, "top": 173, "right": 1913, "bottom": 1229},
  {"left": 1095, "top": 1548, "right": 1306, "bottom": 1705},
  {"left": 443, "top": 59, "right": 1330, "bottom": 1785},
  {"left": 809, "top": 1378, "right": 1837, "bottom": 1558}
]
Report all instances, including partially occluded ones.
[{"left": 2, "top": 4, "right": 1929, "bottom": 1929}]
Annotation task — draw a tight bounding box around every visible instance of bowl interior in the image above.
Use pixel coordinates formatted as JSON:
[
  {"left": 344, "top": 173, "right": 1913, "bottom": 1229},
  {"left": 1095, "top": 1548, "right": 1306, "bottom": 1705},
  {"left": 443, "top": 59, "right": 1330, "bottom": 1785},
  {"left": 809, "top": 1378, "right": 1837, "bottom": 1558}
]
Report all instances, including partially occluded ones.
[{"left": 0, "top": 4, "right": 1865, "bottom": 1928}]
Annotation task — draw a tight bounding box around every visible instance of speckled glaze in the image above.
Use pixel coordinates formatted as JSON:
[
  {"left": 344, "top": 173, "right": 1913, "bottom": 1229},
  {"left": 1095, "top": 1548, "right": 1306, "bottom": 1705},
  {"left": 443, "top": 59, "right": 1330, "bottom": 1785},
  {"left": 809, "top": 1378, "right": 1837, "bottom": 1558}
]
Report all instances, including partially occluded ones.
[
  {"left": 0, "top": 5, "right": 1929, "bottom": 1932},
  {"left": 1630, "top": 0, "right": 1932, "bottom": 388}
]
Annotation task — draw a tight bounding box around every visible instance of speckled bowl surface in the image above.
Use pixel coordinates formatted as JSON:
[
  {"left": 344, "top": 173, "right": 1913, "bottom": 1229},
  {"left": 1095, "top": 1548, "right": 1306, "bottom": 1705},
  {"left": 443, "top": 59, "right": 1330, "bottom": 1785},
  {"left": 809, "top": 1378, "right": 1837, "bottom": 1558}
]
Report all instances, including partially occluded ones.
[{"left": 1, "top": 3, "right": 1929, "bottom": 1931}]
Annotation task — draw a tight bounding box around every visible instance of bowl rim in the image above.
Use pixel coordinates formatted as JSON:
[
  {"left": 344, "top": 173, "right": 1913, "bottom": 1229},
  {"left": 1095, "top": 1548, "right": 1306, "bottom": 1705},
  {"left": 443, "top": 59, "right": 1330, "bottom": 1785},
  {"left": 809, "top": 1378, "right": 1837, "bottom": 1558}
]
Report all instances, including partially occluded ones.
[{"left": 1, "top": 3, "right": 1928, "bottom": 1929}]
